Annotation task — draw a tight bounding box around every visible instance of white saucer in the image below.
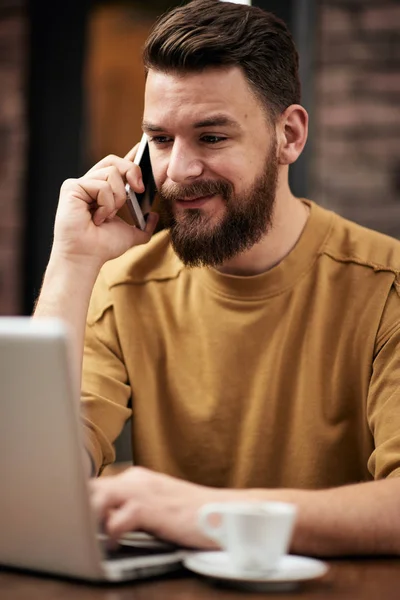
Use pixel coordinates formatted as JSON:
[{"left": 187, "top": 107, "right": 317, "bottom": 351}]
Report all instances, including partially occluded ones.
[{"left": 184, "top": 551, "right": 328, "bottom": 590}]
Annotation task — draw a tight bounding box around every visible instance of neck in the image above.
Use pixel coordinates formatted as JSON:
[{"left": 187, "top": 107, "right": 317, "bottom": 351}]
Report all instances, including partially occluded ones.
[{"left": 216, "top": 176, "right": 310, "bottom": 277}]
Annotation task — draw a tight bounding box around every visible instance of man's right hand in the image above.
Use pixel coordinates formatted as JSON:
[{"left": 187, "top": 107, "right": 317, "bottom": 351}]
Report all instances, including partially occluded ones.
[{"left": 52, "top": 148, "right": 159, "bottom": 269}]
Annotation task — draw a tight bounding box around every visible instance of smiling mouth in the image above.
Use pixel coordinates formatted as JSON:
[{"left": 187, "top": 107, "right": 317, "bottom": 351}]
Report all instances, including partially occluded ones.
[
  {"left": 180, "top": 195, "right": 213, "bottom": 202},
  {"left": 176, "top": 194, "right": 215, "bottom": 207}
]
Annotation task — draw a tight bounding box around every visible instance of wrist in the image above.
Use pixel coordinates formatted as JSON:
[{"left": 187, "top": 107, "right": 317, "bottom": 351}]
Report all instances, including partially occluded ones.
[
  {"left": 47, "top": 249, "right": 103, "bottom": 282},
  {"left": 34, "top": 253, "right": 100, "bottom": 316}
]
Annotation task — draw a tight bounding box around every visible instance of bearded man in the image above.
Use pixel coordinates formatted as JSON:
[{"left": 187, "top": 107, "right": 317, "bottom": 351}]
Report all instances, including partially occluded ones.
[{"left": 35, "top": 0, "right": 400, "bottom": 556}]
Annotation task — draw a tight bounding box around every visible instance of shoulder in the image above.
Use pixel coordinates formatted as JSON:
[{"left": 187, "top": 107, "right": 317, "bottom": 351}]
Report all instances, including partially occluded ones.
[
  {"left": 87, "top": 230, "right": 183, "bottom": 324},
  {"left": 316, "top": 203, "right": 400, "bottom": 274},
  {"left": 100, "top": 229, "right": 183, "bottom": 288}
]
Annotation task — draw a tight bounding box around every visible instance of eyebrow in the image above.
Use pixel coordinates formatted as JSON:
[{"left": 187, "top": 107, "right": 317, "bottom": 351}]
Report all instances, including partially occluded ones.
[
  {"left": 142, "top": 114, "right": 241, "bottom": 132},
  {"left": 193, "top": 115, "right": 241, "bottom": 129}
]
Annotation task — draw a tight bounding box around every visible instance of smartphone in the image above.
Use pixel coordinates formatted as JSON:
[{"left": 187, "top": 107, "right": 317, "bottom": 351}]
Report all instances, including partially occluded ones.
[{"left": 124, "top": 133, "right": 157, "bottom": 230}]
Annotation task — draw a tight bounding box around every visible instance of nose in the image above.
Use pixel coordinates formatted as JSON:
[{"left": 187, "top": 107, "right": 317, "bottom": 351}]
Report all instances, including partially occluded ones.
[{"left": 166, "top": 140, "right": 204, "bottom": 183}]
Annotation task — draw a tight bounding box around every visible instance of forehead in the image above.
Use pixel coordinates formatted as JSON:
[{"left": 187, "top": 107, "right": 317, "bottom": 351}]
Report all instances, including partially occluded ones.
[{"left": 144, "top": 67, "right": 264, "bottom": 129}]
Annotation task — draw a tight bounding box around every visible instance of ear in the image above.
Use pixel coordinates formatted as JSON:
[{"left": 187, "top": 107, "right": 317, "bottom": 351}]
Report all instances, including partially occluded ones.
[{"left": 276, "top": 105, "right": 308, "bottom": 166}]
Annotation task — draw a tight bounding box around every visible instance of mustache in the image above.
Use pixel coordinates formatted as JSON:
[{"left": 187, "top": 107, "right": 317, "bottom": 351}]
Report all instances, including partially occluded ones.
[{"left": 159, "top": 179, "right": 233, "bottom": 202}]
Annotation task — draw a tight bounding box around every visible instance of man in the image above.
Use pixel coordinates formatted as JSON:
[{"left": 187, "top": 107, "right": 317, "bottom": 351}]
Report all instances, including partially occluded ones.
[{"left": 35, "top": 0, "right": 400, "bottom": 555}]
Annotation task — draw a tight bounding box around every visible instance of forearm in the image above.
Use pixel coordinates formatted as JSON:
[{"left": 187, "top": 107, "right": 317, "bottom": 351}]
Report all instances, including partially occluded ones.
[
  {"left": 33, "top": 252, "right": 100, "bottom": 395},
  {"left": 34, "top": 254, "right": 101, "bottom": 477},
  {"left": 237, "top": 478, "right": 400, "bottom": 556}
]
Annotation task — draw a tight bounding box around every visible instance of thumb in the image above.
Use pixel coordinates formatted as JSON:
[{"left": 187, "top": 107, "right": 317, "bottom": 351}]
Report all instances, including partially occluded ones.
[{"left": 106, "top": 502, "right": 140, "bottom": 540}]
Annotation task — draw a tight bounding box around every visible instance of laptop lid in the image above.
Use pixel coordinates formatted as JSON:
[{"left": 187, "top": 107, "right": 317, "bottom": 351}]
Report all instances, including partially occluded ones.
[{"left": 0, "top": 318, "right": 105, "bottom": 580}]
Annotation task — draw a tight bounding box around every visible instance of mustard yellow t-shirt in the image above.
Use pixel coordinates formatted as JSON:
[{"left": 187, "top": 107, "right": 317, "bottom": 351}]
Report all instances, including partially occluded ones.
[{"left": 82, "top": 200, "right": 400, "bottom": 488}]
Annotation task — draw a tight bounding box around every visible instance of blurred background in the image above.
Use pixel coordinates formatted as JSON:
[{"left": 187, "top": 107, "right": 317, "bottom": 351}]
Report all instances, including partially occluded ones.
[{"left": 1, "top": 0, "right": 399, "bottom": 317}]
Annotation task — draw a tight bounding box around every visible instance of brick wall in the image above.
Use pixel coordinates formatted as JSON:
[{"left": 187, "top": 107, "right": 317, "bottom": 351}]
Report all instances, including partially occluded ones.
[
  {"left": 312, "top": 0, "right": 400, "bottom": 237},
  {"left": 0, "top": 1, "right": 26, "bottom": 315}
]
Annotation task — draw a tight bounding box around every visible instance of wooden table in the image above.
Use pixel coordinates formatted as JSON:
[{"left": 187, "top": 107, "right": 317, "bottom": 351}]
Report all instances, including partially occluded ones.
[
  {"left": 3, "top": 464, "right": 399, "bottom": 597},
  {"left": 1, "top": 557, "right": 400, "bottom": 599}
]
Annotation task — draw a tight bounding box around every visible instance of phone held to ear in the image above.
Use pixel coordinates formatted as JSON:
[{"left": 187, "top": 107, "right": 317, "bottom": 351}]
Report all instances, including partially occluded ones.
[{"left": 124, "top": 133, "right": 157, "bottom": 230}]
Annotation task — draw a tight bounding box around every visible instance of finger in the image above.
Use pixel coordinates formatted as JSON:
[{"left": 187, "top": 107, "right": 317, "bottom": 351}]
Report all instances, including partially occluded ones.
[
  {"left": 126, "top": 165, "right": 145, "bottom": 193},
  {"left": 124, "top": 142, "right": 140, "bottom": 161},
  {"left": 105, "top": 501, "right": 142, "bottom": 540},
  {"left": 144, "top": 211, "right": 159, "bottom": 235},
  {"left": 85, "top": 164, "right": 144, "bottom": 203},
  {"left": 84, "top": 166, "right": 126, "bottom": 207},
  {"left": 76, "top": 180, "right": 116, "bottom": 225},
  {"left": 86, "top": 166, "right": 127, "bottom": 212},
  {"left": 77, "top": 179, "right": 115, "bottom": 211},
  {"left": 84, "top": 154, "right": 135, "bottom": 178},
  {"left": 90, "top": 485, "right": 123, "bottom": 522}
]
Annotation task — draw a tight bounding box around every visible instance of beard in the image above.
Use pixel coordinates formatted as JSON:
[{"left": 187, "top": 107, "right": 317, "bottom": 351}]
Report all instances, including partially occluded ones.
[{"left": 158, "top": 138, "right": 279, "bottom": 268}]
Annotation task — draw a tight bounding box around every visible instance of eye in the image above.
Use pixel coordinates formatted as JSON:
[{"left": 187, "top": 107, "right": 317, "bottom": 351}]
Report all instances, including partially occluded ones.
[
  {"left": 149, "top": 136, "right": 173, "bottom": 145},
  {"left": 201, "top": 135, "right": 228, "bottom": 144}
]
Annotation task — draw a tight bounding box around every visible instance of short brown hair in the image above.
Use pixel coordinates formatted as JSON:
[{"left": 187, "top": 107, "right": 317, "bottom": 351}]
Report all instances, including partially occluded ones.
[{"left": 143, "top": 0, "right": 301, "bottom": 117}]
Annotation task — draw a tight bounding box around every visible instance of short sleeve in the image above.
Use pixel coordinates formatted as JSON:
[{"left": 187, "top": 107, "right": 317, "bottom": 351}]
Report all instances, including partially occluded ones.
[
  {"left": 367, "top": 283, "right": 400, "bottom": 479},
  {"left": 81, "top": 270, "right": 132, "bottom": 475}
]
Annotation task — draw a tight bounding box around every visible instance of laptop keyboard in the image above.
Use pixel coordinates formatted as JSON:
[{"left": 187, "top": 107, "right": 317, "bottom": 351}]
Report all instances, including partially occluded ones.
[{"left": 103, "top": 542, "right": 178, "bottom": 561}]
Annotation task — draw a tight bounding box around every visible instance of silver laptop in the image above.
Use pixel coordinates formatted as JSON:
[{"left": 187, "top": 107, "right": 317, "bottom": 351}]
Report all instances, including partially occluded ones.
[{"left": 0, "top": 317, "right": 184, "bottom": 582}]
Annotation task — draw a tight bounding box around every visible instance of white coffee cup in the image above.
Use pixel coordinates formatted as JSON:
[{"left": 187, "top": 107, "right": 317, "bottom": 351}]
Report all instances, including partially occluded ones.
[{"left": 198, "top": 501, "right": 297, "bottom": 573}]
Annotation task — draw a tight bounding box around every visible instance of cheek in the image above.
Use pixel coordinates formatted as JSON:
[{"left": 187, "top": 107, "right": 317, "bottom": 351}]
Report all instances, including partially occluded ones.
[
  {"left": 207, "top": 156, "right": 248, "bottom": 191},
  {"left": 217, "top": 163, "right": 255, "bottom": 195},
  {"left": 212, "top": 148, "right": 263, "bottom": 192},
  {"left": 150, "top": 160, "right": 167, "bottom": 190}
]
